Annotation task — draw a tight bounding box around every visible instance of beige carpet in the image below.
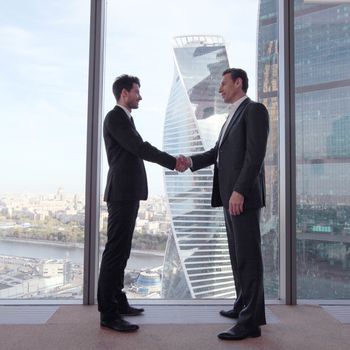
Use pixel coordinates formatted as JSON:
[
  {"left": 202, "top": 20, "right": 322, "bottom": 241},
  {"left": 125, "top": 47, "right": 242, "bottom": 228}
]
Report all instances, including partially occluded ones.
[{"left": 0, "top": 304, "right": 349, "bottom": 350}]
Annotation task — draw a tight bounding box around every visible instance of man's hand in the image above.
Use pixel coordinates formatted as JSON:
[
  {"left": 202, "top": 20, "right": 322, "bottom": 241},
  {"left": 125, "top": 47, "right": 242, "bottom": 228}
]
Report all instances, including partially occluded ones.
[
  {"left": 176, "top": 155, "right": 191, "bottom": 172},
  {"left": 229, "top": 191, "right": 244, "bottom": 216}
]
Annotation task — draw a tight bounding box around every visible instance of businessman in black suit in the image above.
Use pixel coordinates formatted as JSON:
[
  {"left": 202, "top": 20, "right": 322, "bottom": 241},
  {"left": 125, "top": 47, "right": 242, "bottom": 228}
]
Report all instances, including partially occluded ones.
[
  {"left": 179, "top": 68, "right": 269, "bottom": 340},
  {"left": 98, "top": 74, "right": 182, "bottom": 332}
]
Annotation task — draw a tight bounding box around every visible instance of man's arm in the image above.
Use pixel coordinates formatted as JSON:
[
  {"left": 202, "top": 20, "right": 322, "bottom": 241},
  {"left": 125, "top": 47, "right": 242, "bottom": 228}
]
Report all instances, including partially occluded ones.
[
  {"left": 173, "top": 141, "right": 218, "bottom": 172},
  {"left": 105, "top": 112, "right": 176, "bottom": 170},
  {"left": 233, "top": 102, "right": 269, "bottom": 197},
  {"left": 189, "top": 144, "right": 218, "bottom": 171}
]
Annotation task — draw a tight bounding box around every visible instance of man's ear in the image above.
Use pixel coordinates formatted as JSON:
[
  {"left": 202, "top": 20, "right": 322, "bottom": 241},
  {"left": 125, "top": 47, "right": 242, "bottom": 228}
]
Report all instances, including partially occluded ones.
[
  {"left": 235, "top": 77, "right": 243, "bottom": 88},
  {"left": 120, "top": 88, "right": 128, "bottom": 100}
]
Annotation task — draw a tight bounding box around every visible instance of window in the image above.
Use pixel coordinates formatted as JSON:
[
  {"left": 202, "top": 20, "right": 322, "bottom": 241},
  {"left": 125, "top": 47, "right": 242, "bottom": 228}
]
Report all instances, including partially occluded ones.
[
  {"left": 0, "top": 0, "right": 90, "bottom": 300},
  {"left": 100, "top": 0, "right": 279, "bottom": 300},
  {"left": 294, "top": 0, "right": 350, "bottom": 299}
]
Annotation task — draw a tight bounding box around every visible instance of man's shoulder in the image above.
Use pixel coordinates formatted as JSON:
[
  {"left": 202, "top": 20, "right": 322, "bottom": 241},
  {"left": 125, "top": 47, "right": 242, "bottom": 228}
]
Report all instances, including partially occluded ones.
[
  {"left": 104, "top": 106, "right": 128, "bottom": 123},
  {"left": 245, "top": 100, "right": 268, "bottom": 114},
  {"left": 107, "top": 105, "right": 127, "bottom": 116},
  {"left": 245, "top": 98, "right": 264, "bottom": 107}
]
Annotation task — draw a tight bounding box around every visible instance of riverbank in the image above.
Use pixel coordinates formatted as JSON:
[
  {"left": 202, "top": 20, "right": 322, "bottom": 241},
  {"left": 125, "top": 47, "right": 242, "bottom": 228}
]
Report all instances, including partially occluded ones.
[{"left": 0, "top": 237, "right": 164, "bottom": 256}]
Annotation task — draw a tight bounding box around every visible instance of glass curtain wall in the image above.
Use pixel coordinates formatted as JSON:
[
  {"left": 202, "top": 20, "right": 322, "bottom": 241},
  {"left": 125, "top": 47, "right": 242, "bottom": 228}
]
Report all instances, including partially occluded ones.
[
  {"left": 294, "top": 0, "right": 350, "bottom": 299},
  {"left": 0, "top": 1, "right": 90, "bottom": 300},
  {"left": 101, "top": 0, "right": 279, "bottom": 300}
]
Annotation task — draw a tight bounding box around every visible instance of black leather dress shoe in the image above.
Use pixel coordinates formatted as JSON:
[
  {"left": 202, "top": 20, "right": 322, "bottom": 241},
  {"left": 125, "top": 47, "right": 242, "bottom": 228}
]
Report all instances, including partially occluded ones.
[
  {"left": 116, "top": 293, "right": 144, "bottom": 316},
  {"left": 100, "top": 318, "right": 139, "bottom": 332},
  {"left": 118, "top": 305, "right": 144, "bottom": 316},
  {"left": 219, "top": 309, "right": 240, "bottom": 319},
  {"left": 218, "top": 324, "right": 261, "bottom": 340}
]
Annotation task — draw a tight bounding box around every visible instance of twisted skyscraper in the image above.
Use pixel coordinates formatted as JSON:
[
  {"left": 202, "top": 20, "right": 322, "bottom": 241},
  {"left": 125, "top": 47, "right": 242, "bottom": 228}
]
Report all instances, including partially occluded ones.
[{"left": 161, "top": 35, "right": 234, "bottom": 298}]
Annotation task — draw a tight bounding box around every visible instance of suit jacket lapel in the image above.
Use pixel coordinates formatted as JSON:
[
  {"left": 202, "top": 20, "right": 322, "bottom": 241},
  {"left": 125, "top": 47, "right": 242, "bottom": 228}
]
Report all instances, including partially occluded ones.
[
  {"left": 220, "top": 98, "right": 251, "bottom": 146},
  {"left": 115, "top": 105, "right": 137, "bottom": 130}
]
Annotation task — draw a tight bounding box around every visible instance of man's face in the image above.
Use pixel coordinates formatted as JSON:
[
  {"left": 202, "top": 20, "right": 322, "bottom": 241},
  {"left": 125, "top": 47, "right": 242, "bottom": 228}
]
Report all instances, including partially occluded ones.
[
  {"left": 125, "top": 83, "right": 142, "bottom": 110},
  {"left": 219, "top": 73, "right": 242, "bottom": 103}
]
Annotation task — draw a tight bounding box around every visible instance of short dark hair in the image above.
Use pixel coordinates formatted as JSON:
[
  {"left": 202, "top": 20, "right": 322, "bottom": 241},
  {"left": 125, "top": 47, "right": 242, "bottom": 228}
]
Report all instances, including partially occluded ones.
[
  {"left": 112, "top": 74, "right": 140, "bottom": 100},
  {"left": 222, "top": 68, "right": 249, "bottom": 93}
]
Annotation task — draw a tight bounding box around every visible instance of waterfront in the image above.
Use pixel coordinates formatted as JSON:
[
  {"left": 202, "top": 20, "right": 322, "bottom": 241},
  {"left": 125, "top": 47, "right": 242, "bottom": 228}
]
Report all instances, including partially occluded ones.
[{"left": 0, "top": 239, "right": 165, "bottom": 270}]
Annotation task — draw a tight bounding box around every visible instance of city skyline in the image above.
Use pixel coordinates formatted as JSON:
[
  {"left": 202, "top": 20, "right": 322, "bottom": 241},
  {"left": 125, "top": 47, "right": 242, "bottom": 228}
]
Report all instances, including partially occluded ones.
[{"left": 0, "top": 187, "right": 170, "bottom": 298}]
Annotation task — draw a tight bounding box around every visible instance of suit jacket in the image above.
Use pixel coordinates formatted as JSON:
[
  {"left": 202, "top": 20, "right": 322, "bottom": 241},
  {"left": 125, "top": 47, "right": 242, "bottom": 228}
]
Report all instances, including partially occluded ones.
[
  {"left": 103, "top": 105, "right": 176, "bottom": 202},
  {"left": 191, "top": 98, "right": 269, "bottom": 209}
]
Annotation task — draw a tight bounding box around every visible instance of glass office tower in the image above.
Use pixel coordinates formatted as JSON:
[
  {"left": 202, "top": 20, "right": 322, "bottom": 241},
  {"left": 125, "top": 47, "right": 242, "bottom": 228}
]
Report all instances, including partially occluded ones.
[
  {"left": 258, "top": 0, "right": 350, "bottom": 299},
  {"left": 161, "top": 35, "right": 233, "bottom": 298}
]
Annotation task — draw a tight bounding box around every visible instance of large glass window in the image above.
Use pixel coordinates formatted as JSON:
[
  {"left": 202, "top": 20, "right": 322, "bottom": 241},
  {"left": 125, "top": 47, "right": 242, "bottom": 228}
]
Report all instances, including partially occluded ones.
[
  {"left": 101, "top": 0, "right": 279, "bottom": 300},
  {"left": 0, "top": 1, "right": 90, "bottom": 300},
  {"left": 295, "top": 0, "right": 350, "bottom": 299}
]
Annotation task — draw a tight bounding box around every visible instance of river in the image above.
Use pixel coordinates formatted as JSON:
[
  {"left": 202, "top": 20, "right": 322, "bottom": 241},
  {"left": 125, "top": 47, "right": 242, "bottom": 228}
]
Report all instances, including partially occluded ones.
[{"left": 0, "top": 239, "right": 165, "bottom": 270}]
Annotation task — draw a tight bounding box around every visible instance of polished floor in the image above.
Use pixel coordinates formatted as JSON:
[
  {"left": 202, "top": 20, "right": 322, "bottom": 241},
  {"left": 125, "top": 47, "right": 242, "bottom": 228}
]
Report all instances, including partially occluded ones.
[{"left": 0, "top": 304, "right": 349, "bottom": 350}]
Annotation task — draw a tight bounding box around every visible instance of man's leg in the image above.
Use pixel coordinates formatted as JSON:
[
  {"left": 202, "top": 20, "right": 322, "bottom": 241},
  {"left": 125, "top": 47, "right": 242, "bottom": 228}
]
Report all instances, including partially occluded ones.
[
  {"left": 229, "top": 208, "right": 266, "bottom": 327},
  {"left": 97, "top": 200, "right": 139, "bottom": 320},
  {"left": 222, "top": 208, "right": 244, "bottom": 314}
]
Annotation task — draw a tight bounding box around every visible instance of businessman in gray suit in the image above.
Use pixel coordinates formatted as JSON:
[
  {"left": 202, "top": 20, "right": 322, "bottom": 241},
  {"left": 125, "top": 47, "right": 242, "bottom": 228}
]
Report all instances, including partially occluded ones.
[
  {"left": 179, "top": 68, "right": 269, "bottom": 340},
  {"left": 98, "top": 74, "right": 182, "bottom": 332}
]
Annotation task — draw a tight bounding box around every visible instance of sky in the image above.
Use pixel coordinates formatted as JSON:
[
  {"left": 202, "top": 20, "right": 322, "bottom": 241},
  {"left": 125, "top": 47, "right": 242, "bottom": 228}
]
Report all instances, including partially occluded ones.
[{"left": 0, "top": 0, "right": 259, "bottom": 196}]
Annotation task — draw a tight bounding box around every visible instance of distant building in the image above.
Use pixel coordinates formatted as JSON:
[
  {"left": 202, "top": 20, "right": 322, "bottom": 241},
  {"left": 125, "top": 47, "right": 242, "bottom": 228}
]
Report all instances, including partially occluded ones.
[
  {"left": 162, "top": 35, "right": 234, "bottom": 299},
  {"left": 135, "top": 270, "right": 161, "bottom": 296}
]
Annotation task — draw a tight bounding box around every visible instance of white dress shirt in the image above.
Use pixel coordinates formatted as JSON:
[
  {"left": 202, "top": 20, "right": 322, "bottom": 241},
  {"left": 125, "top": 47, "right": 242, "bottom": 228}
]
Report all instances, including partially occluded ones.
[
  {"left": 218, "top": 95, "right": 248, "bottom": 147},
  {"left": 216, "top": 95, "right": 248, "bottom": 163}
]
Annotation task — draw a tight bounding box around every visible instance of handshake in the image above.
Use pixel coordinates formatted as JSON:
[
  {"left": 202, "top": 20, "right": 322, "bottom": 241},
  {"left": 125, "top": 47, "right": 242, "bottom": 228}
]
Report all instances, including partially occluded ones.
[{"left": 175, "top": 155, "right": 191, "bottom": 172}]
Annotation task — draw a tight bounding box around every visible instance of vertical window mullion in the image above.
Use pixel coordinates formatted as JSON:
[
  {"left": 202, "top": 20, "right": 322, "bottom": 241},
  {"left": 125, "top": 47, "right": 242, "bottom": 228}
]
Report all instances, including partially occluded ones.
[
  {"left": 84, "top": 0, "right": 105, "bottom": 305},
  {"left": 279, "top": 0, "right": 297, "bottom": 305}
]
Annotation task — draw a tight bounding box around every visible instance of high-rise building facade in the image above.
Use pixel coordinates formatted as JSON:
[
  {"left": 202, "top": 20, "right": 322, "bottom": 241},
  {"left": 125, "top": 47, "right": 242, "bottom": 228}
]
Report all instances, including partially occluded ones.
[
  {"left": 161, "top": 35, "right": 234, "bottom": 298},
  {"left": 258, "top": 0, "right": 350, "bottom": 299}
]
